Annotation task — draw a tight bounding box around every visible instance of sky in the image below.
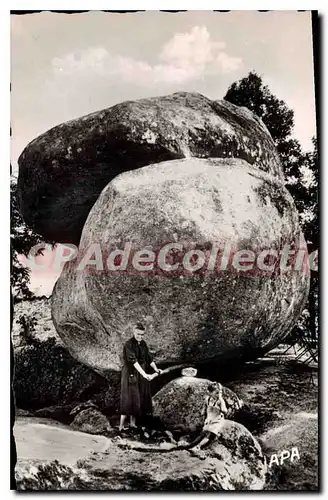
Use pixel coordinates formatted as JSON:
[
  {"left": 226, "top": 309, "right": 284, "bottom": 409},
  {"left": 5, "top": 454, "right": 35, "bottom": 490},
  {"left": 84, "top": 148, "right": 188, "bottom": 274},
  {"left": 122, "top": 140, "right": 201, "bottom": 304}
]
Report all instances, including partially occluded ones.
[{"left": 11, "top": 10, "right": 317, "bottom": 296}]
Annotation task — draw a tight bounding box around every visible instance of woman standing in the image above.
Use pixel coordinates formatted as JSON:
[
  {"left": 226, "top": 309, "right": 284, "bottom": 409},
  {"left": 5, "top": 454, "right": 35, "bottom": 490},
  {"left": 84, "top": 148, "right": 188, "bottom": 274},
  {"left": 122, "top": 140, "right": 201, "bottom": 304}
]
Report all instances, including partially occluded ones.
[{"left": 119, "top": 322, "right": 162, "bottom": 431}]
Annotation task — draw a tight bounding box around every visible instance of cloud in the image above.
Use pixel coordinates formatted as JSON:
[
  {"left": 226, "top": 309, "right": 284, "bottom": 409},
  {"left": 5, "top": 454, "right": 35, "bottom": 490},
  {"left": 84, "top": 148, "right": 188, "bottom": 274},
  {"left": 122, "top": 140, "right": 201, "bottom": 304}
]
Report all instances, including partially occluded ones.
[
  {"left": 52, "top": 26, "right": 242, "bottom": 85},
  {"left": 159, "top": 26, "right": 226, "bottom": 67}
]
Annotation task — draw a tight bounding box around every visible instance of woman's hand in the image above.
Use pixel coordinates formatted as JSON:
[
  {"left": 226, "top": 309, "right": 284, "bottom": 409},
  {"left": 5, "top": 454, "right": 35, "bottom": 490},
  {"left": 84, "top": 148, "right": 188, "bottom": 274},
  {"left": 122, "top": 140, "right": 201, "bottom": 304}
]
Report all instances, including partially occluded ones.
[
  {"left": 150, "top": 361, "right": 163, "bottom": 376},
  {"left": 144, "top": 373, "right": 158, "bottom": 381}
]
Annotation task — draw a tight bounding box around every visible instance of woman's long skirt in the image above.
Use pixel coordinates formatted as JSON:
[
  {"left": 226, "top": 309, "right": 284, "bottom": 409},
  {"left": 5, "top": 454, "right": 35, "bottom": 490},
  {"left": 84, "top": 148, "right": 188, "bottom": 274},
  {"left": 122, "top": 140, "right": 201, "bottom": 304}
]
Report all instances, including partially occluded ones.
[{"left": 120, "top": 364, "right": 152, "bottom": 417}]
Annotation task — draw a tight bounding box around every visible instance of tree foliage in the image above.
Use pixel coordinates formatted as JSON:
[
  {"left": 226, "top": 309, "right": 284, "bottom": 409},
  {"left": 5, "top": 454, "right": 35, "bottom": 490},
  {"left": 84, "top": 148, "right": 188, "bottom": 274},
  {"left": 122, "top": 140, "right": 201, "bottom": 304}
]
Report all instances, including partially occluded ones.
[
  {"left": 224, "top": 71, "right": 294, "bottom": 144},
  {"left": 11, "top": 178, "right": 45, "bottom": 301}
]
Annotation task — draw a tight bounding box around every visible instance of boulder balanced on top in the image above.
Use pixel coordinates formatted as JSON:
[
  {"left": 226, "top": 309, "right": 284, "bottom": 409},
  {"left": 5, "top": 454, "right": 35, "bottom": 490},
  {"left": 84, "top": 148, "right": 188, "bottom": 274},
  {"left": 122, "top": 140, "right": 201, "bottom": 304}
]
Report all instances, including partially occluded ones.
[{"left": 18, "top": 92, "right": 282, "bottom": 245}]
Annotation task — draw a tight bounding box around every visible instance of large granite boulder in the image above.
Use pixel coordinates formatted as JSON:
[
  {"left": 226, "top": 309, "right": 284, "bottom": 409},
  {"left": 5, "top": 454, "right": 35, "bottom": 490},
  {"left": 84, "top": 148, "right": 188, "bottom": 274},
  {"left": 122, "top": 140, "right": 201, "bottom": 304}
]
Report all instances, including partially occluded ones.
[
  {"left": 51, "top": 157, "right": 309, "bottom": 374},
  {"left": 17, "top": 92, "right": 282, "bottom": 244},
  {"left": 153, "top": 375, "right": 243, "bottom": 432}
]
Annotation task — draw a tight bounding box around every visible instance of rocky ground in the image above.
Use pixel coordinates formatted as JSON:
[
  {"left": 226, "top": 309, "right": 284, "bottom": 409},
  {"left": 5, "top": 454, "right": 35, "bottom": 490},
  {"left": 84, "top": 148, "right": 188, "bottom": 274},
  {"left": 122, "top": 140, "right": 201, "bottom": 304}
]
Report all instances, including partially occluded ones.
[
  {"left": 14, "top": 417, "right": 265, "bottom": 491},
  {"left": 12, "top": 347, "right": 318, "bottom": 491},
  {"left": 12, "top": 298, "right": 318, "bottom": 491}
]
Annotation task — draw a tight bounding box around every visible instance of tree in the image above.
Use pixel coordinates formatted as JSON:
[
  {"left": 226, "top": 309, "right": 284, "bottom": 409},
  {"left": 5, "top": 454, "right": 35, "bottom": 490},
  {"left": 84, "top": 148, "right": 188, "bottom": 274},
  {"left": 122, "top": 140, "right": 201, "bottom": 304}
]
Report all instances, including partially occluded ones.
[
  {"left": 11, "top": 178, "right": 45, "bottom": 301},
  {"left": 224, "top": 72, "right": 306, "bottom": 196},
  {"left": 224, "top": 71, "right": 294, "bottom": 144},
  {"left": 224, "top": 72, "right": 318, "bottom": 343}
]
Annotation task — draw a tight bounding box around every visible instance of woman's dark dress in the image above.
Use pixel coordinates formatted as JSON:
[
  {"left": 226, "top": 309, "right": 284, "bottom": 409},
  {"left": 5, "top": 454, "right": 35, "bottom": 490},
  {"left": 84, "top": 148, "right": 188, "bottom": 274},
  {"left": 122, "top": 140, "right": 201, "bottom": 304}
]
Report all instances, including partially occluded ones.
[{"left": 120, "top": 337, "right": 153, "bottom": 417}]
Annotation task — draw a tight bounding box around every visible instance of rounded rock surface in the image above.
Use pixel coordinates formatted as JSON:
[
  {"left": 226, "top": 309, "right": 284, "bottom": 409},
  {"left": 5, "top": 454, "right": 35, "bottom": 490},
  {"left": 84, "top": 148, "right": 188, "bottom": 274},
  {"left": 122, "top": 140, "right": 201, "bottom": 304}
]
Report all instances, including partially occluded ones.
[
  {"left": 153, "top": 376, "right": 243, "bottom": 432},
  {"left": 18, "top": 92, "right": 283, "bottom": 244},
  {"left": 70, "top": 407, "right": 112, "bottom": 435},
  {"left": 51, "top": 158, "right": 309, "bottom": 374},
  {"left": 15, "top": 418, "right": 266, "bottom": 491}
]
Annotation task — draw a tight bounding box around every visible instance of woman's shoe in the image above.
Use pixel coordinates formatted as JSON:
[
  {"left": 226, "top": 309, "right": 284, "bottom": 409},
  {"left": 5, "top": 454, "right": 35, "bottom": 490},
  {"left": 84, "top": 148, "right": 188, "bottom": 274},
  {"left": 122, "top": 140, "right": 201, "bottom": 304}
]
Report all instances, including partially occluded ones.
[
  {"left": 128, "top": 426, "right": 139, "bottom": 436},
  {"left": 118, "top": 427, "right": 129, "bottom": 436}
]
